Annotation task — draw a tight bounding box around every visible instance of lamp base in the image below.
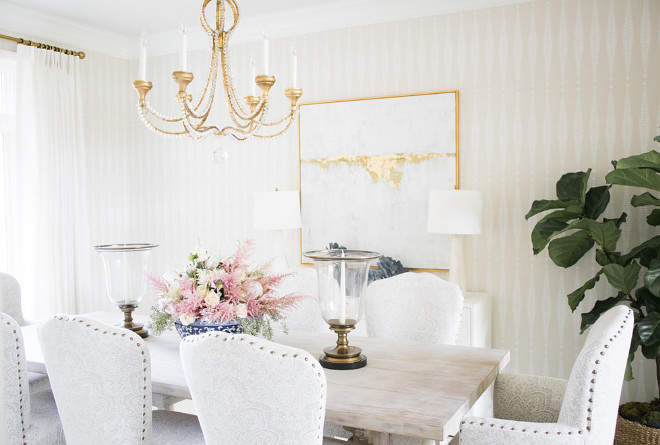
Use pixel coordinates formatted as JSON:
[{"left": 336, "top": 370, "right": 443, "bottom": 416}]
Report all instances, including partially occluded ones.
[
  {"left": 319, "top": 354, "right": 367, "bottom": 370},
  {"left": 119, "top": 304, "right": 149, "bottom": 338},
  {"left": 320, "top": 321, "right": 367, "bottom": 370}
]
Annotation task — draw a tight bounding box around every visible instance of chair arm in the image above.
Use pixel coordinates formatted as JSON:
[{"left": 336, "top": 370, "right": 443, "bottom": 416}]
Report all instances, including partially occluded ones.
[
  {"left": 494, "top": 373, "right": 568, "bottom": 423},
  {"left": 459, "top": 417, "right": 584, "bottom": 445}
]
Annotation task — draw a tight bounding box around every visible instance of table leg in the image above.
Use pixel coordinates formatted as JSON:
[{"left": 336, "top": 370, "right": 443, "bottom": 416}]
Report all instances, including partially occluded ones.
[{"left": 366, "top": 431, "right": 390, "bottom": 445}]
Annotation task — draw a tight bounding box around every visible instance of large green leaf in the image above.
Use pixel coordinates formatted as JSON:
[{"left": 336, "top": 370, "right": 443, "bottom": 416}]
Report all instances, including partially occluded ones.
[
  {"left": 603, "top": 262, "right": 642, "bottom": 294},
  {"left": 580, "top": 294, "right": 626, "bottom": 333},
  {"left": 636, "top": 311, "right": 660, "bottom": 345},
  {"left": 584, "top": 186, "right": 611, "bottom": 219},
  {"left": 595, "top": 248, "right": 622, "bottom": 267},
  {"left": 604, "top": 212, "right": 628, "bottom": 228},
  {"left": 614, "top": 151, "right": 660, "bottom": 172},
  {"left": 548, "top": 231, "right": 595, "bottom": 267},
  {"left": 606, "top": 168, "right": 660, "bottom": 192},
  {"left": 621, "top": 235, "right": 660, "bottom": 264},
  {"left": 647, "top": 209, "right": 660, "bottom": 226},
  {"left": 531, "top": 219, "right": 569, "bottom": 253},
  {"left": 568, "top": 271, "right": 602, "bottom": 311},
  {"left": 644, "top": 260, "right": 660, "bottom": 297},
  {"left": 566, "top": 219, "right": 621, "bottom": 251},
  {"left": 525, "top": 199, "right": 580, "bottom": 219},
  {"left": 638, "top": 287, "right": 660, "bottom": 314},
  {"left": 631, "top": 192, "right": 660, "bottom": 207},
  {"left": 625, "top": 335, "right": 640, "bottom": 381},
  {"left": 557, "top": 169, "right": 591, "bottom": 203},
  {"left": 530, "top": 206, "right": 583, "bottom": 253}
]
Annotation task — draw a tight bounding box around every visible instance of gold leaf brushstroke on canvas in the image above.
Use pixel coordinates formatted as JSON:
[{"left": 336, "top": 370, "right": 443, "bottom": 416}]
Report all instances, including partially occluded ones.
[{"left": 302, "top": 152, "right": 455, "bottom": 190}]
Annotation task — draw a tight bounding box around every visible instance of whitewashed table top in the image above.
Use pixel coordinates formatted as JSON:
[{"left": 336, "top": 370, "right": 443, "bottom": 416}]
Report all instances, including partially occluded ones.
[{"left": 23, "top": 311, "right": 509, "bottom": 441}]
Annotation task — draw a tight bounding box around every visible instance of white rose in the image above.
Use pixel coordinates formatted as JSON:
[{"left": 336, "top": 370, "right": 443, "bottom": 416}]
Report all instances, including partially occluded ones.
[
  {"left": 234, "top": 303, "right": 248, "bottom": 319},
  {"left": 205, "top": 291, "right": 220, "bottom": 307},
  {"left": 197, "top": 270, "right": 212, "bottom": 286},
  {"left": 196, "top": 286, "right": 208, "bottom": 298},
  {"left": 166, "top": 282, "right": 181, "bottom": 300},
  {"left": 179, "top": 313, "right": 196, "bottom": 325}
]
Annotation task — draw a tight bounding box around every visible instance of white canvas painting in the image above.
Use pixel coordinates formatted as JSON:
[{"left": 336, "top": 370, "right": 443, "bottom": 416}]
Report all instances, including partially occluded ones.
[{"left": 298, "top": 91, "right": 458, "bottom": 270}]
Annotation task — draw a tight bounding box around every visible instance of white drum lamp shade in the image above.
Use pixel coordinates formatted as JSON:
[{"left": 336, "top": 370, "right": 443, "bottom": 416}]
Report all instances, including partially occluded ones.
[
  {"left": 427, "top": 190, "right": 483, "bottom": 235},
  {"left": 253, "top": 190, "right": 302, "bottom": 230}
]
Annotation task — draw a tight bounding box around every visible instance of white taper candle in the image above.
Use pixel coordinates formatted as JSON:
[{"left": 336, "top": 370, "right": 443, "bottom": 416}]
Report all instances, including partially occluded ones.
[{"left": 139, "top": 30, "right": 147, "bottom": 80}]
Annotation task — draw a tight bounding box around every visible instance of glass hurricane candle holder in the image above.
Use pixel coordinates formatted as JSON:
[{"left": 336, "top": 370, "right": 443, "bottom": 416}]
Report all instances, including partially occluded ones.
[
  {"left": 94, "top": 243, "right": 158, "bottom": 338},
  {"left": 303, "top": 249, "right": 382, "bottom": 370}
]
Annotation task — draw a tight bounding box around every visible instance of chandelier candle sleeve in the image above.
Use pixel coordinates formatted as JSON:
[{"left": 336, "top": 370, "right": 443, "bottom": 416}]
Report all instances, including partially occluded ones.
[
  {"left": 292, "top": 49, "right": 298, "bottom": 87},
  {"left": 262, "top": 30, "right": 269, "bottom": 74},
  {"left": 139, "top": 31, "right": 147, "bottom": 80},
  {"left": 179, "top": 22, "right": 188, "bottom": 72}
]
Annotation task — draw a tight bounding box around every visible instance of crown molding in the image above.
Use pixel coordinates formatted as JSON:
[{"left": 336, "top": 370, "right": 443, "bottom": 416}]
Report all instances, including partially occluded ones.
[
  {"left": 0, "top": 1, "right": 134, "bottom": 59},
  {"left": 0, "top": 0, "right": 537, "bottom": 60}
]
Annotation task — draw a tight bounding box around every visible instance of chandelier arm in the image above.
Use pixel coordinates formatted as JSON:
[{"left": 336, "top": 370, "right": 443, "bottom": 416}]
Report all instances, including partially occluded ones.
[
  {"left": 188, "top": 42, "right": 220, "bottom": 116},
  {"left": 138, "top": 106, "right": 189, "bottom": 136},
  {"left": 225, "top": 0, "right": 240, "bottom": 33},
  {"left": 217, "top": 0, "right": 224, "bottom": 33},
  {"left": 253, "top": 112, "right": 297, "bottom": 139},
  {"left": 200, "top": 0, "right": 215, "bottom": 34},
  {"left": 258, "top": 110, "right": 296, "bottom": 127},
  {"left": 140, "top": 103, "right": 186, "bottom": 124},
  {"left": 218, "top": 39, "right": 261, "bottom": 123}
]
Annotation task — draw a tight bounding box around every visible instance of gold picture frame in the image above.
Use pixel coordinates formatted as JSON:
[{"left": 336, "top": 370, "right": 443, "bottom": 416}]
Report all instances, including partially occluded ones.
[{"left": 298, "top": 91, "right": 459, "bottom": 271}]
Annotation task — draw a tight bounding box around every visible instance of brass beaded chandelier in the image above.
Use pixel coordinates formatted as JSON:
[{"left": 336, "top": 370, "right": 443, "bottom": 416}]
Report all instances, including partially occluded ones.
[{"left": 132, "top": 0, "right": 302, "bottom": 140}]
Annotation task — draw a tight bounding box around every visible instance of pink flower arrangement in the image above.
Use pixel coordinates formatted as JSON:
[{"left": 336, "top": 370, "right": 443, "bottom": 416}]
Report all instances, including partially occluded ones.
[{"left": 148, "top": 239, "right": 305, "bottom": 338}]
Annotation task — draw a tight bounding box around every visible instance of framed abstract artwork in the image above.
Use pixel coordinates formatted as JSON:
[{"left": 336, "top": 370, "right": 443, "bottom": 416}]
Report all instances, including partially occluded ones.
[{"left": 298, "top": 91, "right": 458, "bottom": 270}]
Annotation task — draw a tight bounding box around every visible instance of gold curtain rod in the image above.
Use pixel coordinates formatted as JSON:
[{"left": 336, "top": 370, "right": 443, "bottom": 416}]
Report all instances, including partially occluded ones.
[{"left": 0, "top": 33, "right": 85, "bottom": 59}]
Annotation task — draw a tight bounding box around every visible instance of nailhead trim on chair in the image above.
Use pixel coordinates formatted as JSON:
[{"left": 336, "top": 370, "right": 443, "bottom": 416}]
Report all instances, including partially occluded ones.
[
  {"left": 183, "top": 332, "right": 327, "bottom": 440},
  {"left": 4, "top": 315, "right": 29, "bottom": 444},
  {"left": 53, "top": 315, "right": 151, "bottom": 443},
  {"left": 460, "top": 308, "right": 632, "bottom": 438}
]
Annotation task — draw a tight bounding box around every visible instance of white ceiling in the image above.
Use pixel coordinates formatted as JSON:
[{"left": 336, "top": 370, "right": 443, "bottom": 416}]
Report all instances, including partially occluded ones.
[{"left": 0, "top": 0, "right": 536, "bottom": 59}]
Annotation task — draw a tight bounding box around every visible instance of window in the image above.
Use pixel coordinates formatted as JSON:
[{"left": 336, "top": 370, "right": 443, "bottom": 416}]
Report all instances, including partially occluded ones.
[{"left": 0, "top": 50, "right": 16, "bottom": 271}]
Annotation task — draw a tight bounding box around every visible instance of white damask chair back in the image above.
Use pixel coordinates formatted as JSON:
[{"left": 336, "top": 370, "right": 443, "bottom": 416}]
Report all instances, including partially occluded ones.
[
  {"left": 181, "top": 331, "right": 327, "bottom": 445},
  {"left": 1, "top": 271, "right": 52, "bottom": 394},
  {"left": 365, "top": 272, "right": 464, "bottom": 344},
  {"left": 275, "top": 267, "right": 327, "bottom": 334},
  {"left": 1, "top": 272, "right": 25, "bottom": 325},
  {"left": 39, "top": 315, "right": 204, "bottom": 445},
  {"left": 2, "top": 312, "right": 65, "bottom": 444},
  {"left": 460, "top": 305, "right": 633, "bottom": 444}
]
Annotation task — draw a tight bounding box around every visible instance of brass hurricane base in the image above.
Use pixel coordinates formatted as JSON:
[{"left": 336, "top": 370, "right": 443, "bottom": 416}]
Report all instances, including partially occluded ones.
[
  {"left": 320, "top": 320, "right": 367, "bottom": 370},
  {"left": 119, "top": 304, "right": 148, "bottom": 338}
]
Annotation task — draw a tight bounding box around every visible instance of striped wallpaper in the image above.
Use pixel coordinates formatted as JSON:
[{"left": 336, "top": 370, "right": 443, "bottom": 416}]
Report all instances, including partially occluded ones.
[
  {"left": 5, "top": 0, "right": 659, "bottom": 403},
  {"left": 123, "top": 0, "right": 659, "bottom": 402}
]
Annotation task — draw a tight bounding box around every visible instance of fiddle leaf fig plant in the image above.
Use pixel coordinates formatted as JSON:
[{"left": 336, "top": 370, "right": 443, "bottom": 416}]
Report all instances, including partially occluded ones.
[{"left": 526, "top": 134, "right": 660, "bottom": 401}]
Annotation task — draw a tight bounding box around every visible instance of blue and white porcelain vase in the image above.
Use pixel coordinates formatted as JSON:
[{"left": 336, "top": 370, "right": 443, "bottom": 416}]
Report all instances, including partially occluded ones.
[{"left": 174, "top": 319, "right": 244, "bottom": 339}]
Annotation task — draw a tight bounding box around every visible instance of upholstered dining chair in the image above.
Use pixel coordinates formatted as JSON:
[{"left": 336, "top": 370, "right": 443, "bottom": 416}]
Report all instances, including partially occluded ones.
[
  {"left": 364, "top": 272, "right": 464, "bottom": 344},
  {"left": 0, "top": 271, "right": 52, "bottom": 395},
  {"left": 326, "top": 272, "right": 464, "bottom": 445},
  {"left": 38, "top": 314, "right": 204, "bottom": 445},
  {"left": 180, "top": 331, "right": 345, "bottom": 445},
  {"left": 2, "top": 312, "right": 65, "bottom": 444},
  {"left": 275, "top": 267, "right": 327, "bottom": 334},
  {"left": 460, "top": 305, "right": 634, "bottom": 445}
]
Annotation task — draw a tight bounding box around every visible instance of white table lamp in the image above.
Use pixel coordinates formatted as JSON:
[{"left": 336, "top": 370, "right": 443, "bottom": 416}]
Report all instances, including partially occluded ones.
[
  {"left": 427, "top": 190, "right": 482, "bottom": 290},
  {"left": 253, "top": 190, "right": 301, "bottom": 265}
]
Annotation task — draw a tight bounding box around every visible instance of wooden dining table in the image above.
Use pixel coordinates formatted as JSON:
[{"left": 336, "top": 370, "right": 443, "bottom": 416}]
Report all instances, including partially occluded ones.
[{"left": 23, "top": 311, "right": 509, "bottom": 444}]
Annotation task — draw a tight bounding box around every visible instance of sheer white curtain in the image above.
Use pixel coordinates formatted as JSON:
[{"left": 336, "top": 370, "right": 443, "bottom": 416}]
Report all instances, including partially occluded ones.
[{"left": 5, "top": 46, "right": 89, "bottom": 319}]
